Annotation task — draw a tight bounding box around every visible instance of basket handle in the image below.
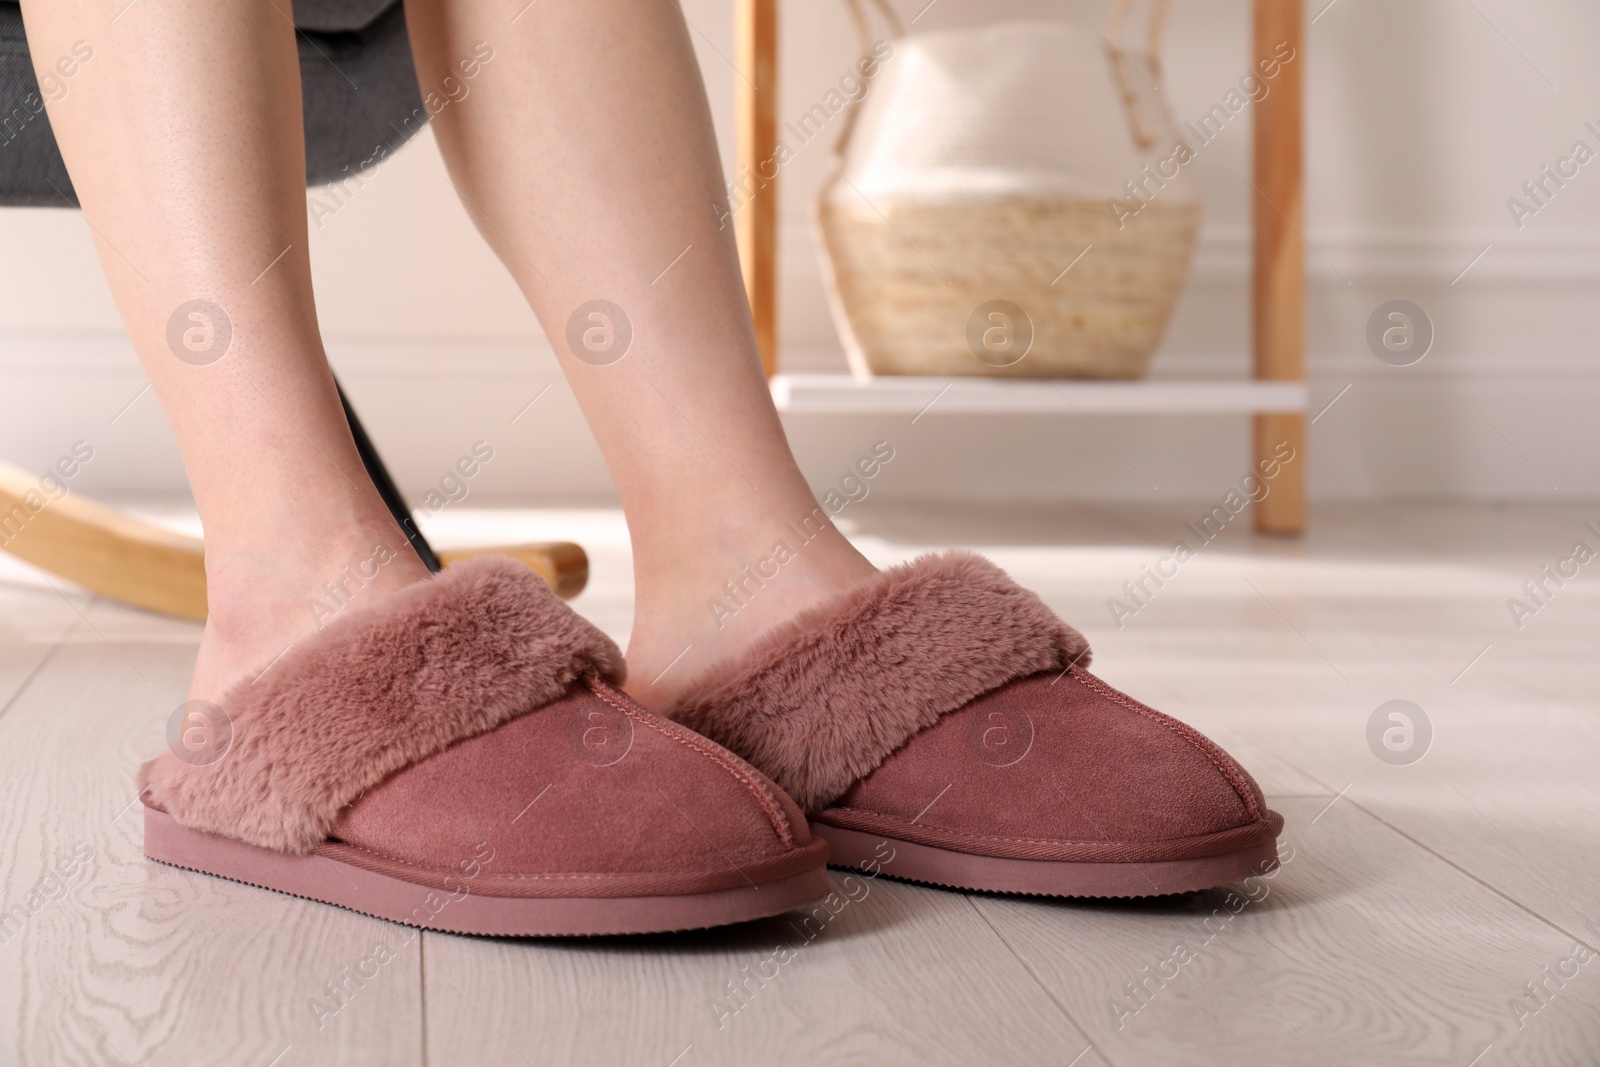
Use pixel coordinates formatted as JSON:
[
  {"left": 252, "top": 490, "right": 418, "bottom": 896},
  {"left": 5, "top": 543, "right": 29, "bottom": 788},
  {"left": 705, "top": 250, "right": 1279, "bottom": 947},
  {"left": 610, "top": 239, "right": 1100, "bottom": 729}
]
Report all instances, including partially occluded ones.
[
  {"left": 1108, "top": 0, "right": 1172, "bottom": 151},
  {"left": 829, "top": 0, "right": 905, "bottom": 162},
  {"left": 828, "top": 0, "right": 1171, "bottom": 165}
]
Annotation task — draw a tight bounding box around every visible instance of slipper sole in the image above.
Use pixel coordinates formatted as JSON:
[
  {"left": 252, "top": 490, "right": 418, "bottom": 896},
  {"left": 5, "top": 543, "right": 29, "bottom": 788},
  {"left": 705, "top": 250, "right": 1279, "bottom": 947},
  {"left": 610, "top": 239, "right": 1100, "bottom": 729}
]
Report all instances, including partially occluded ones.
[
  {"left": 146, "top": 804, "right": 831, "bottom": 936},
  {"left": 812, "top": 822, "right": 1280, "bottom": 898}
]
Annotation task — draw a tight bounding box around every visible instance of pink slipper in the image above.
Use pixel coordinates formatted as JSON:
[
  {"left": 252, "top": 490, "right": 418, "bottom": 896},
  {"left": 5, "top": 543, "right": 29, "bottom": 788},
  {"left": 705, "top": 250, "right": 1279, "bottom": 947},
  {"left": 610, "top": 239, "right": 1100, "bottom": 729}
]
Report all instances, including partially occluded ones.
[
  {"left": 140, "top": 557, "right": 827, "bottom": 935},
  {"left": 671, "top": 552, "right": 1283, "bottom": 897}
]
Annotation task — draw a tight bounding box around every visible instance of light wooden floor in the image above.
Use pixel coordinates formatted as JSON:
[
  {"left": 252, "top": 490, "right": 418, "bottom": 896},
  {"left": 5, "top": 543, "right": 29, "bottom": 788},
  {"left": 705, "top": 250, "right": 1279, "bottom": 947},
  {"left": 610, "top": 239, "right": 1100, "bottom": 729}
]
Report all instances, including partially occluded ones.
[{"left": 2, "top": 502, "right": 1597, "bottom": 1067}]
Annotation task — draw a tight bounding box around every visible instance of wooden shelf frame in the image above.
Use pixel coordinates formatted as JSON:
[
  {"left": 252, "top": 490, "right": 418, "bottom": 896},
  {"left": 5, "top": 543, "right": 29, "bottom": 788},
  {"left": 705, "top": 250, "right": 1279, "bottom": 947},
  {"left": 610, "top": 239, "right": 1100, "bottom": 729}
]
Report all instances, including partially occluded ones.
[{"left": 734, "top": 0, "right": 1307, "bottom": 534}]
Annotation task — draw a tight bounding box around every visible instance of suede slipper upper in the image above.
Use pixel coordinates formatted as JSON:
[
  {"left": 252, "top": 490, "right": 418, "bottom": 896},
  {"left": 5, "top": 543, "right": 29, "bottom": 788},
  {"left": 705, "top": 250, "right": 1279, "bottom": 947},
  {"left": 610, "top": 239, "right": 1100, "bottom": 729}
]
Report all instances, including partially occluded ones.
[
  {"left": 671, "top": 551, "right": 1284, "bottom": 897},
  {"left": 140, "top": 556, "right": 827, "bottom": 935}
]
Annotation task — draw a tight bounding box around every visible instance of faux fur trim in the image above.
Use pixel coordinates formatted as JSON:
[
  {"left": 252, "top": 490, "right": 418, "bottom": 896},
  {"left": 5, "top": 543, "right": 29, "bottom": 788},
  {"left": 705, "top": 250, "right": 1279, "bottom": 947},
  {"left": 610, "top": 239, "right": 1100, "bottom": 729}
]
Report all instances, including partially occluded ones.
[
  {"left": 140, "top": 556, "right": 624, "bottom": 853},
  {"left": 670, "top": 551, "right": 1089, "bottom": 811}
]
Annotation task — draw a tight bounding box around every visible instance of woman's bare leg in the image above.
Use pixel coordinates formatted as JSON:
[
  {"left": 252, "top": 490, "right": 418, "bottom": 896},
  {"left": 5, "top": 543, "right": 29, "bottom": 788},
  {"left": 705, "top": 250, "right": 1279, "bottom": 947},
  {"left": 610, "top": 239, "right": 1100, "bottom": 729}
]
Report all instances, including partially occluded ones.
[
  {"left": 20, "top": 0, "right": 430, "bottom": 702},
  {"left": 405, "top": 0, "right": 876, "bottom": 709}
]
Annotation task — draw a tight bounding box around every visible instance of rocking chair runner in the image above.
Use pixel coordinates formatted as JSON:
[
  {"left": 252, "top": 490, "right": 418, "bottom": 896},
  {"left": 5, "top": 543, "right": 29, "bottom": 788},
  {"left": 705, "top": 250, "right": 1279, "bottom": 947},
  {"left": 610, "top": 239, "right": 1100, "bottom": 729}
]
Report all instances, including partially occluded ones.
[{"left": 0, "top": 0, "right": 587, "bottom": 616}]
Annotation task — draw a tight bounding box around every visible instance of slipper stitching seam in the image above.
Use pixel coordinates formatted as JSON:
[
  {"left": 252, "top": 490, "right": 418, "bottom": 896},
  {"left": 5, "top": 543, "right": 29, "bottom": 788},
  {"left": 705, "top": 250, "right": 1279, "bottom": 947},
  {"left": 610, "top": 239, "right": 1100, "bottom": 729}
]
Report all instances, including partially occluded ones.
[
  {"left": 320, "top": 839, "right": 791, "bottom": 881},
  {"left": 586, "top": 678, "right": 797, "bottom": 849},
  {"left": 1070, "top": 669, "right": 1262, "bottom": 820},
  {"left": 819, "top": 806, "right": 1277, "bottom": 851}
]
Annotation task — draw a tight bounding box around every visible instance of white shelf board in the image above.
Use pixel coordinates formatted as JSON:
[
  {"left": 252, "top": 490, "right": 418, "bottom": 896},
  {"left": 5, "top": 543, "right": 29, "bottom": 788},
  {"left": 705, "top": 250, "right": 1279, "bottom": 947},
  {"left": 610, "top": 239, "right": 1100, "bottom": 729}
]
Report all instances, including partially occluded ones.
[{"left": 769, "top": 373, "right": 1309, "bottom": 415}]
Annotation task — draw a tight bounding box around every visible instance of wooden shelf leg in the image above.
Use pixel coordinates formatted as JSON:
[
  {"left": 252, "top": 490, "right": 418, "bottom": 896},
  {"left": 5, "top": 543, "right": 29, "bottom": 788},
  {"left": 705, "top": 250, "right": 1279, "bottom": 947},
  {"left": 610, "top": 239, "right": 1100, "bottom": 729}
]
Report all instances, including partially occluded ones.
[
  {"left": 1252, "top": 0, "right": 1306, "bottom": 535},
  {"left": 735, "top": 0, "right": 779, "bottom": 377}
]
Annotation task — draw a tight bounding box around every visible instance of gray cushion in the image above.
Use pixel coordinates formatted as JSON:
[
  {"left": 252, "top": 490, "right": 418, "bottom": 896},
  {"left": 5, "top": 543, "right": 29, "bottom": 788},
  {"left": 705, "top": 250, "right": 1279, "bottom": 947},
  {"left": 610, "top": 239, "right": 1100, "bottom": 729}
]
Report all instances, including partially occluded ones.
[{"left": 0, "top": 0, "right": 425, "bottom": 207}]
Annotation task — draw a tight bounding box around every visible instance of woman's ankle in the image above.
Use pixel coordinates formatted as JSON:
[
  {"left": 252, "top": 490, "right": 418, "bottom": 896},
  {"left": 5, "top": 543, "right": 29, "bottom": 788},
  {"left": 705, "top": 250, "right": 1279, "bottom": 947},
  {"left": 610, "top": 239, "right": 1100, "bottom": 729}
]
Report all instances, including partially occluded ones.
[
  {"left": 192, "top": 517, "right": 432, "bottom": 701},
  {"left": 626, "top": 518, "right": 877, "bottom": 712}
]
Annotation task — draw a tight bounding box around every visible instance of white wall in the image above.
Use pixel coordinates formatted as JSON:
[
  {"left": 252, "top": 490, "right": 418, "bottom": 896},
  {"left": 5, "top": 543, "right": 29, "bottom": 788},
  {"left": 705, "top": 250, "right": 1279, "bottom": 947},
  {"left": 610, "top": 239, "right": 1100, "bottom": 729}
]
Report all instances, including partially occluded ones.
[{"left": 2, "top": 0, "right": 1598, "bottom": 506}]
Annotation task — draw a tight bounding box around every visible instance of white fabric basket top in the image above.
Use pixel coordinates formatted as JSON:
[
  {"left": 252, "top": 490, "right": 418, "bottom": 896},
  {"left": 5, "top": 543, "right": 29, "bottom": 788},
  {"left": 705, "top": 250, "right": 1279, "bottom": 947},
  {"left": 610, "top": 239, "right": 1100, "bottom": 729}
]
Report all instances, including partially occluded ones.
[{"left": 832, "top": 19, "right": 1197, "bottom": 205}]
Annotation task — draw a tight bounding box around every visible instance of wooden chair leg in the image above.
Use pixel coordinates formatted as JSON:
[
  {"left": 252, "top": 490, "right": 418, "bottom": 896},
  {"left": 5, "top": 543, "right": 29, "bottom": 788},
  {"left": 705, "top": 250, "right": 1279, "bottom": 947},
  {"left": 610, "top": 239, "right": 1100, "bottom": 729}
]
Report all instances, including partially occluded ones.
[{"left": 0, "top": 459, "right": 587, "bottom": 619}]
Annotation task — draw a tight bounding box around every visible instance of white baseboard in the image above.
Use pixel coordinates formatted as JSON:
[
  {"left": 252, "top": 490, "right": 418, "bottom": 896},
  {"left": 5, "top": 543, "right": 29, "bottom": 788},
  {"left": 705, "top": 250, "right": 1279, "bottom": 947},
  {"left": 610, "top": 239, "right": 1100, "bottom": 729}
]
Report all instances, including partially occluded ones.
[
  {"left": 5, "top": 209, "right": 1597, "bottom": 505},
  {"left": 2, "top": 331, "right": 1596, "bottom": 505}
]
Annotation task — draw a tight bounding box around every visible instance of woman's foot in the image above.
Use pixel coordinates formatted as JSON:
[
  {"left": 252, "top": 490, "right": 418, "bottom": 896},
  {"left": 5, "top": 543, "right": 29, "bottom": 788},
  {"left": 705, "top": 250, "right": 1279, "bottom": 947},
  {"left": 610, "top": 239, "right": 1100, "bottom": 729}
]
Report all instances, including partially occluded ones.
[
  {"left": 666, "top": 551, "right": 1287, "bottom": 898},
  {"left": 625, "top": 515, "right": 878, "bottom": 712},
  {"left": 189, "top": 510, "right": 432, "bottom": 702},
  {"left": 146, "top": 556, "right": 830, "bottom": 936}
]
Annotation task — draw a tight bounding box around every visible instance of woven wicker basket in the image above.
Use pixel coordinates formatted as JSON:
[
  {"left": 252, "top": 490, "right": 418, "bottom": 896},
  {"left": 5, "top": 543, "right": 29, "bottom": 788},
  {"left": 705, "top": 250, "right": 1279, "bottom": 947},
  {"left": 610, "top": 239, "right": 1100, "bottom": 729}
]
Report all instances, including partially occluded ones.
[
  {"left": 816, "top": 2, "right": 1199, "bottom": 380},
  {"left": 818, "top": 197, "right": 1199, "bottom": 379}
]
